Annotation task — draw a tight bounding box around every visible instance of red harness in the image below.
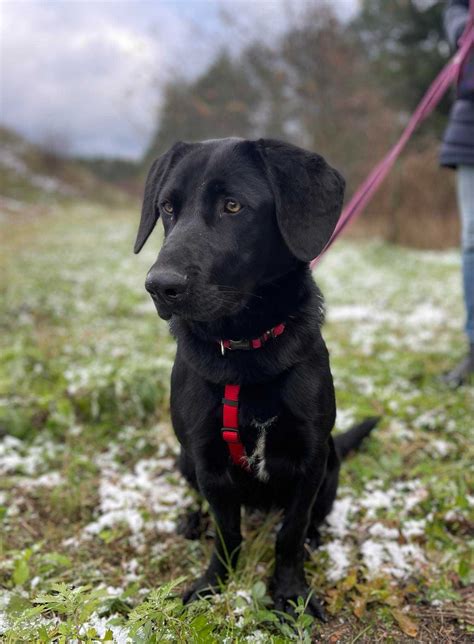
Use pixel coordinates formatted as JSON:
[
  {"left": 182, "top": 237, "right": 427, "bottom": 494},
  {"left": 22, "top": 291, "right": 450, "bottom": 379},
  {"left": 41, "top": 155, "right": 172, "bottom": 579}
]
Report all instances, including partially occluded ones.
[{"left": 219, "top": 323, "right": 285, "bottom": 469}]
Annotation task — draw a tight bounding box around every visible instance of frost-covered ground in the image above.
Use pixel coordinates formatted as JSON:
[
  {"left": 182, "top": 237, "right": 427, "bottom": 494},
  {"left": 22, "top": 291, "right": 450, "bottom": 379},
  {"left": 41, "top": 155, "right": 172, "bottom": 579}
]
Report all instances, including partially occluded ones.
[{"left": 1, "top": 204, "right": 473, "bottom": 642}]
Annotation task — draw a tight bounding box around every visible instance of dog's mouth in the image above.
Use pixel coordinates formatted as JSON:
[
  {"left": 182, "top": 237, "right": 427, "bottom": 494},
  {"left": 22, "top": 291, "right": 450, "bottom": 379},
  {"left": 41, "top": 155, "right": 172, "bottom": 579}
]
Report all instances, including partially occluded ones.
[
  {"left": 148, "top": 284, "right": 245, "bottom": 323},
  {"left": 149, "top": 292, "right": 173, "bottom": 321}
]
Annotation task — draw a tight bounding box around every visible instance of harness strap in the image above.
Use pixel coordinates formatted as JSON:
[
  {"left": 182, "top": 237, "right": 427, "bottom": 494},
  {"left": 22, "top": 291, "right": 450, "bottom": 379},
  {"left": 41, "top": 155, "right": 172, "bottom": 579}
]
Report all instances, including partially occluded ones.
[
  {"left": 221, "top": 384, "right": 249, "bottom": 469},
  {"left": 219, "top": 323, "right": 286, "bottom": 469}
]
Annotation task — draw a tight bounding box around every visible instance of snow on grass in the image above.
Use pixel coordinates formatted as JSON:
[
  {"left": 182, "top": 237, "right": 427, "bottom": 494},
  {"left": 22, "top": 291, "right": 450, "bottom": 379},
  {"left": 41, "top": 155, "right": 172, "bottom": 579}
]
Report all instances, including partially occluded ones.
[
  {"left": 19, "top": 471, "right": 64, "bottom": 489},
  {"left": 360, "top": 488, "right": 396, "bottom": 519},
  {"left": 318, "top": 241, "right": 462, "bottom": 355},
  {"left": 0, "top": 143, "right": 75, "bottom": 196},
  {"left": 0, "top": 148, "right": 29, "bottom": 174},
  {"left": 335, "top": 408, "right": 356, "bottom": 431},
  {"left": 321, "top": 478, "right": 431, "bottom": 583},
  {"left": 79, "top": 614, "right": 130, "bottom": 643},
  {"left": 0, "top": 590, "right": 13, "bottom": 636},
  {"left": 1, "top": 211, "right": 472, "bottom": 641},
  {"left": 368, "top": 523, "right": 398, "bottom": 539},
  {"left": 431, "top": 439, "right": 452, "bottom": 457},
  {"left": 0, "top": 435, "right": 63, "bottom": 477},
  {"left": 326, "top": 497, "right": 353, "bottom": 538},
  {"left": 359, "top": 538, "right": 425, "bottom": 579},
  {"left": 81, "top": 432, "right": 192, "bottom": 551},
  {"left": 402, "top": 519, "right": 426, "bottom": 539},
  {"left": 321, "top": 540, "right": 352, "bottom": 583}
]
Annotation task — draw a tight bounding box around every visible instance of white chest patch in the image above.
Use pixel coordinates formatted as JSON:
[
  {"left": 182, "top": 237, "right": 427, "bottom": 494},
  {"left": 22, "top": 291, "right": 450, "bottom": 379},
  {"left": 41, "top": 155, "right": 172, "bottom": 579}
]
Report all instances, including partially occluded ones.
[{"left": 247, "top": 416, "right": 277, "bottom": 483}]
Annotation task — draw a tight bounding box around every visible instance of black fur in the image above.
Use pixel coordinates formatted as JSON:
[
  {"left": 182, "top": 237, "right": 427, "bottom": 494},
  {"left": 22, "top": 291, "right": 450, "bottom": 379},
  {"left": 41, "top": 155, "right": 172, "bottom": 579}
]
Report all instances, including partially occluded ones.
[{"left": 135, "top": 137, "right": 376, "bottom": 619}]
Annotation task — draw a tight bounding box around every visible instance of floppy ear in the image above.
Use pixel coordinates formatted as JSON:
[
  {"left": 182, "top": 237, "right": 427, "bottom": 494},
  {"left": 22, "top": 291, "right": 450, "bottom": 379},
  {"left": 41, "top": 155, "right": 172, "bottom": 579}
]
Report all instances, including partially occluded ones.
[
  {"left": 257, "top": 139, "right": 345, "bottom": 262},
  {"left": 134, "top": 142, "right": 190, "bottom": 254}
]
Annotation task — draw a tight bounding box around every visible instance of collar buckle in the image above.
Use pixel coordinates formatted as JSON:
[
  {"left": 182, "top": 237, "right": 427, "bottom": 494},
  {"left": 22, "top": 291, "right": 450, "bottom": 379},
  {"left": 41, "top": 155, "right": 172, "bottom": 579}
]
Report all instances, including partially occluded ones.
[
  {"left": 218, "top": 322, "right": 286, "bottom": 356},
  {"left": 228, "top": 338, "right": 251, "bottom": 351}
]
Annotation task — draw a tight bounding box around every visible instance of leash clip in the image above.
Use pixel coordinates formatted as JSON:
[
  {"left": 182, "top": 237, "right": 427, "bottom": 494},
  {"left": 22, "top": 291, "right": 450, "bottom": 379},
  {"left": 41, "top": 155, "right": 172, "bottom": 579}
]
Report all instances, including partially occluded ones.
[{"left": 220, "top": 340, "right": 226, "bottom": 356}]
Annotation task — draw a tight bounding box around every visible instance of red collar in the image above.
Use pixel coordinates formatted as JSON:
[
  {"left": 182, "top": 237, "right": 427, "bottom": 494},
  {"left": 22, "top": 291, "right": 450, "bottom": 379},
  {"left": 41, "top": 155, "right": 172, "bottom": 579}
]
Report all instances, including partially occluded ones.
[
  {"left": 219, "top": 322, "right": 286, "bottom": 356},
  {"left": 220, "top": 322, "right": 285, "bottom": 470}
]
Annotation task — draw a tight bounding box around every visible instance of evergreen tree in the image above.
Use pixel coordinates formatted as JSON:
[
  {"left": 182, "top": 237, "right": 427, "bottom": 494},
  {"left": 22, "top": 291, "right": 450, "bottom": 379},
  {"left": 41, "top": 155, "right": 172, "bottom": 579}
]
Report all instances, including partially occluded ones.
[
  {"left": 352, "top": 0, "right": 450, "bottom": 126},
  {"left": 146, "top": 52, "right": 259, "bottom": 160}
]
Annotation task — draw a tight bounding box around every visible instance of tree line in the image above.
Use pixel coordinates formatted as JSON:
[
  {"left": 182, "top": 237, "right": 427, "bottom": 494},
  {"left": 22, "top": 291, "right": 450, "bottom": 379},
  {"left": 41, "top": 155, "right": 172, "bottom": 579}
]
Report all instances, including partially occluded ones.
[{"left": 143, "top": 0, "right": 459, "bottom": 248}]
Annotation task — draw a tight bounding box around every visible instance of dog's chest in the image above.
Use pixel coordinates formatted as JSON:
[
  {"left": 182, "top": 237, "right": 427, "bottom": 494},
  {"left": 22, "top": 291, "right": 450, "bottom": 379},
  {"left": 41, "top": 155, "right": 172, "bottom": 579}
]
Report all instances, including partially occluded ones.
[
  {"left": 233, "top": 387, "right": 283, "bottom": 483},
  {"left": 245, "top": 415, "right": 278, "bottom": 482}
]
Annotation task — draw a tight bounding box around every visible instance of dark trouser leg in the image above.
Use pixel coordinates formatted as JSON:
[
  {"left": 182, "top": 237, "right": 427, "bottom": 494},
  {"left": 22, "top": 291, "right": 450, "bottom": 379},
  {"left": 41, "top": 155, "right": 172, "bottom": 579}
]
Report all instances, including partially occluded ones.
[
  {"left": 462, "top": 249, "right": 474, "bottom": 346},
  {"left": 458, "top": 165, "right": 474, "bottom": 346},
  {"left": 444, "top": 167, "right": 474, "bottom": 386}
]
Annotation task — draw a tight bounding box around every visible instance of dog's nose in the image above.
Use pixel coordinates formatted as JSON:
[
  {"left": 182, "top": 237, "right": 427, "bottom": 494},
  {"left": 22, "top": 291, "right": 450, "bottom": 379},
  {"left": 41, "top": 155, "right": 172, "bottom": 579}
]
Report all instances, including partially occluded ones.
[{"left": 145, "top": 270, "right": 188, "bottom": 302}]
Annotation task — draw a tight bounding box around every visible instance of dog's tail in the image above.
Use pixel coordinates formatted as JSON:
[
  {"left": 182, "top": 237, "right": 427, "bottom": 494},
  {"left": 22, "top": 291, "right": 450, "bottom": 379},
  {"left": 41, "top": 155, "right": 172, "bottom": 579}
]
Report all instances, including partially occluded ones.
[{"left": 334, "top": 417, "right": 380, "bottom": 460}]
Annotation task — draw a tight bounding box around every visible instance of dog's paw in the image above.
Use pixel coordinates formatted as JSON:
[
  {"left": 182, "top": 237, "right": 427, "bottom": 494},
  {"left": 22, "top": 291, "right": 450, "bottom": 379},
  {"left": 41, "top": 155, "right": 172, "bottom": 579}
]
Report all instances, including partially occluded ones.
[
  {"left": 305, "top": 528, "right": 321, "bottom": 555},
  {"left": 271, "top": 581, "right": 327, "bottom": 621},
  {"left": 182, "top": 576, "right": 219, "bottom": 604}
]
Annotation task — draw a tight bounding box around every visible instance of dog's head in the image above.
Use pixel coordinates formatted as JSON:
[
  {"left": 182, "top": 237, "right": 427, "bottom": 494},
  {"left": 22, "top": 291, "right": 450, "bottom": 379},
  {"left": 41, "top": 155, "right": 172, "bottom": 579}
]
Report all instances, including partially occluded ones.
[{"left": 135, "top": 138, "right": 344, "bottom": 321}]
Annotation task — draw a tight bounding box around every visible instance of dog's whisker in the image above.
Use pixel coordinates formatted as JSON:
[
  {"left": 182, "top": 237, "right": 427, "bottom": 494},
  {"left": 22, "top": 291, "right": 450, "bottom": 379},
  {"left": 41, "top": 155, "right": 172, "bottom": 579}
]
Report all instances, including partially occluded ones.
[{"left": 215, "top": 285, "right": 263, "bottom": 300}]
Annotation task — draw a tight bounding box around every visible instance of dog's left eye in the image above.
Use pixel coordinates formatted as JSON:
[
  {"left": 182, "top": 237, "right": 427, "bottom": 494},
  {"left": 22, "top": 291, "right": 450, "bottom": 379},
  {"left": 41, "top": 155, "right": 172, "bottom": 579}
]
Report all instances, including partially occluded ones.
[
  {"left": 223, "top": 199, "right": 242, "bottom": 214},
  {"left": 161, "top": 201, "right": 174, "bottom": 215}
]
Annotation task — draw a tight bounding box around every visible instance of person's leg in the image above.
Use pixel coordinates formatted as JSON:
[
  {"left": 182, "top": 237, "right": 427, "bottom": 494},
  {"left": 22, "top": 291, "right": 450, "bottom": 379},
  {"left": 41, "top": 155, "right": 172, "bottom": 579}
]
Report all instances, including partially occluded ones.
[
  {"left": 459, "top": 166, "right": 474, "bottom": 346},
  {"left": 444, "top": 165, "right": 474, "bottom": 386}
]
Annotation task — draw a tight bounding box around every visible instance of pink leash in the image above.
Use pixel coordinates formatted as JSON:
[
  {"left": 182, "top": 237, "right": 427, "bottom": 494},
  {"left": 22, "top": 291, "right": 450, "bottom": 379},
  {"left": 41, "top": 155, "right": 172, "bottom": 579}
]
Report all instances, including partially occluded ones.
[{"left": 311, "top": 0, "right": 474, "bottom": 269}]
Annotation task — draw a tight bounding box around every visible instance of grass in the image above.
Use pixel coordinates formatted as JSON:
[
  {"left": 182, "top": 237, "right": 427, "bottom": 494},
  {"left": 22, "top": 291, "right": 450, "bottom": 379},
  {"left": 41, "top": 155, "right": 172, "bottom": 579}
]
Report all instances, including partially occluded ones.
[{"left": 0, "top": 200, "right": 473, "bottom": 643}]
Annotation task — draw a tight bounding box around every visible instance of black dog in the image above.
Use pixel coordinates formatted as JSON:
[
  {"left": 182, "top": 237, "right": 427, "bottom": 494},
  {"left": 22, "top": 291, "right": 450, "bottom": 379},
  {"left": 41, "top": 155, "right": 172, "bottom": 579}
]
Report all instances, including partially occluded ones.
[{"left": 134, "top": 138, "right": 377, "bottom": 618}]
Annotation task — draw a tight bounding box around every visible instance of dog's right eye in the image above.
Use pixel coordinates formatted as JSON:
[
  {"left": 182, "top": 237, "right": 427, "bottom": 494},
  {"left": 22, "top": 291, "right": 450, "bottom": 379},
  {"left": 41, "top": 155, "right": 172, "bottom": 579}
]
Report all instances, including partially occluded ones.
[
  {"left": 223, "top": 199, "right": 242, "bottom": 214},
  {"left": 161, "top": 201, "right": 174, "bottom": 215}
]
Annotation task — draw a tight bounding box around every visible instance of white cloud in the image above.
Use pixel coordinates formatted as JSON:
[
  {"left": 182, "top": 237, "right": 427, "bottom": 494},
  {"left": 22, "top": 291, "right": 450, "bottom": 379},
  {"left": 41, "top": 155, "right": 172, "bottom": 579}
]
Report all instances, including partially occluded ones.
[
  {"left": 0, "top": 0, "right": 210, "bottom": 158},
  {"left": 0, "top": 0, "right": 359, "bottom": 159}
]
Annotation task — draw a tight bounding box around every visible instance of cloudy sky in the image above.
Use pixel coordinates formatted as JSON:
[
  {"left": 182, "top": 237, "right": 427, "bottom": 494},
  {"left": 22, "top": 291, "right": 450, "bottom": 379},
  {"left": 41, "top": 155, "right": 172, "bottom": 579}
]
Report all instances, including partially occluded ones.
[{"left": 1, "top": 0, "right": 358, "bottom": 159}]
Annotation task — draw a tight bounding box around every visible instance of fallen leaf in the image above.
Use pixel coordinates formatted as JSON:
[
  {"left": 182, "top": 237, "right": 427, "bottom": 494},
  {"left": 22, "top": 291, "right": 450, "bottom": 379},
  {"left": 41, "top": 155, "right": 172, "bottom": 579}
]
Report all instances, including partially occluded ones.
[
  {"left": 341, "top": 570, "right": 357, "bottom": 591},
  {"left": 391, "top": 609, "right": 418, "bottom": 638},
  {"left": 384, "top": 593, "right": 402, "bottom": 607},
  {"left": 353, "top": 595, "right": 366, "bottom": 619}
]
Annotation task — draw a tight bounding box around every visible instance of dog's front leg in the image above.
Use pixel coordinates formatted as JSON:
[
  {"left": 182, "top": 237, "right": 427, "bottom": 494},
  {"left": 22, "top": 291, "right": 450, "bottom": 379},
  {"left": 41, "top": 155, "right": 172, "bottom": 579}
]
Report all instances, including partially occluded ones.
[
  {"left": 271, "top": 443, "right": 329, "bottom": 620},
  {"left": 183, "top": 473, "right": 241, "bottom": 603}
]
